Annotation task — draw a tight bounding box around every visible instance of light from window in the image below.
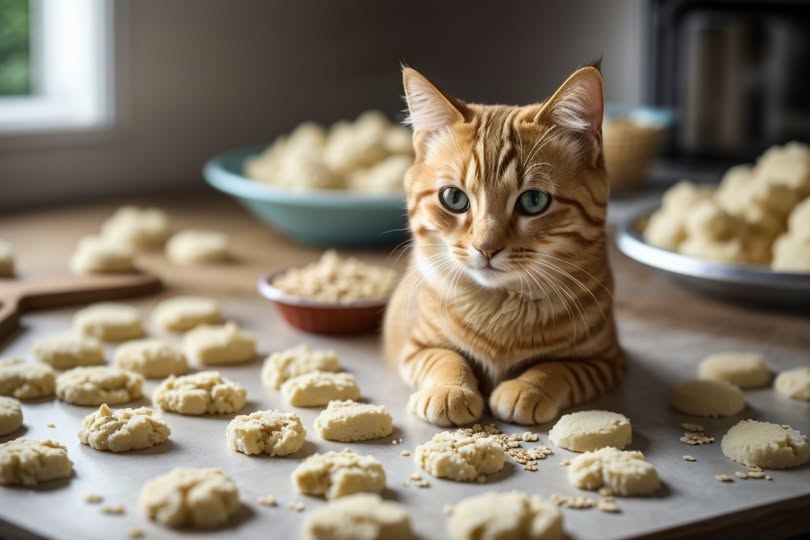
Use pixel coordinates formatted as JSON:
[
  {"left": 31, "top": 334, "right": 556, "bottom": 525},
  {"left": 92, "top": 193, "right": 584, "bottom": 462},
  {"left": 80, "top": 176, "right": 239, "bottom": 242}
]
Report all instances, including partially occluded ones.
[{"left": 0, "top": 0, "right": 32, "bottom": 96}]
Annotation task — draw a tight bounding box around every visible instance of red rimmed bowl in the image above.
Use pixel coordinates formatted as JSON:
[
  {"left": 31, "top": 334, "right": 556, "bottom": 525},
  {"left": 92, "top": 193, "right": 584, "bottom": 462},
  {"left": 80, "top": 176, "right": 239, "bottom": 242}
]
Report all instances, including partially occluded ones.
[{"left": 257, "top": 269, "right": 390, "bottom": 334}]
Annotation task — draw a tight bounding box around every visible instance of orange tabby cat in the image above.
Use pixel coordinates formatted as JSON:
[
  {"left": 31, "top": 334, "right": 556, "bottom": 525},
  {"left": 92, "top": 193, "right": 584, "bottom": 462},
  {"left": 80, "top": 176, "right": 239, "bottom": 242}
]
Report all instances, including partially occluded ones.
[{"left": 383, "top": 64, "right": 623, "bottom": 426}]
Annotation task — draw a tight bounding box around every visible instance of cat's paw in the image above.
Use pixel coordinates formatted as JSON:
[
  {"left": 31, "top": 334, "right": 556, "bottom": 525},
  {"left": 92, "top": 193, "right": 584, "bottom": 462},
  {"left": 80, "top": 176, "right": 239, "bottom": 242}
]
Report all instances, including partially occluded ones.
[
  {"left": 489, "top": 379, "right": 560, "bottom": 425},
  {"left": 407, "top": 384, "right": 484, "bottom": 427}
]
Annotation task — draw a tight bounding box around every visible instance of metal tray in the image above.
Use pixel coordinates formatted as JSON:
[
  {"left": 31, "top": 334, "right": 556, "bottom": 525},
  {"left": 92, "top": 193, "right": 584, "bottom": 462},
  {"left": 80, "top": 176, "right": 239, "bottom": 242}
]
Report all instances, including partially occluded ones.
[{"left": 616, "top": 206, "right": 810, "bottom": 309}]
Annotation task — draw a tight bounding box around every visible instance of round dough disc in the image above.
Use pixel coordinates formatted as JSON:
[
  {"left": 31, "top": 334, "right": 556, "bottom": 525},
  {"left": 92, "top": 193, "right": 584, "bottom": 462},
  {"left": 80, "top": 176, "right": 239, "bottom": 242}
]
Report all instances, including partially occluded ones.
[
  {"left": 548, "top": 410, "right": 632, "bottom": 452},
  {"left": 721, "top": 420, "right": 810, "bottom": 469},
  {"left": 698, "top": 352, "right": 771, "bottom": 388},
  {"left": 670, "top": 379, "right": 744, "bottom": 417}
]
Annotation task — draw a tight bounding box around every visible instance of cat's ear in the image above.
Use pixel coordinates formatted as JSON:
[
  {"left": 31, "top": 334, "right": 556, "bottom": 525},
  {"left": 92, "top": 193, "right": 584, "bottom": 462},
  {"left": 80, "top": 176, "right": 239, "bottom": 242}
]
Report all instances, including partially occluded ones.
[{"left": 402, "top": 67, "right": 469, "bottom": 134}]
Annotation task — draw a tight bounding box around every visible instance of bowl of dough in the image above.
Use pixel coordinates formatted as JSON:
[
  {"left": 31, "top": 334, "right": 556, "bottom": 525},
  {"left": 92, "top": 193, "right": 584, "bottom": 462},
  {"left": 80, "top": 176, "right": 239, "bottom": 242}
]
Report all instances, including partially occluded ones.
[{"left": 204, "top": 111, "right": 412, "bottom": 248}]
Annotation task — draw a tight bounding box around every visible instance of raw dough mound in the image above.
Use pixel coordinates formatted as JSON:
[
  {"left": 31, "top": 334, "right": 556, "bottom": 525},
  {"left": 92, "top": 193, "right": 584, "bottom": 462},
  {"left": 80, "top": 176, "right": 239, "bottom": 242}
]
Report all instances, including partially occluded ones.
[
  {"left": 74, "top": 303, "right": 144, "bottom": 342},
  {"left": 314, "top": 400, "right": 393, "bottom": 442},
  {"left": 293, "top": 449, "right": 386, "bottom": 499},
  {"left": 282, "top": 372, "right": 360, "bottom": 407},
  {"left": 166, "top": 230, "right": 231, "bottom": 265},
  {"left": 0, "top": 239, "right": 14, "bottom": 276},
  {"left": 774, "top": 367, "right": 810, "bottom": 401},
  {"left": 183, "top": 322, "right": 256, "bottom": 365},
  {"left": 448, "top": 491, "right": 563, "bottom": 540},
  {"left": 114, "top": 339, "right": 189, "bottom": 378},
  {"left": 33, "top": 332, "right": 105, "bottom": 370},
  {"left": 139, "top": 467, "right": 240, "bottom": 529},
  {"left": 415, "top": 430, "right": 505, "bottom": 482},
  {"left": 101, "top": 206, "right": 171, "bottom": 250},
  {"left": 0, "top": 396, "right": 23, "bottom": 436},
  {"left": 548, "top": 410, "right": 632, "bottom": 452},
  {"left": 698, "top": 352, "right": 771, "bottom": 388},
  {"left": 78, "top": 404, "right": 170, "bottom": 452},
  {"left": 721, "top": 420, "right": 810, "bottom": 469},
  {"left": 0, "top": 439, "right": 73, "bottom": 486},
  {"left": 0, "top": 358, "right": 56, "bottom": 400},
  {"left": 152, "top": 296, "right": 221, "bottom": 332},
  {"left": 302, "top": 493, "right": 414, "bottom": 540},
  {"left": 261, "top": 344, "right": 340, "bottom": 389},
  {"left": 70, "top": 235, "right": 136, "bottom": 275},
  {"left": 56, "top": 366, "right": 144, "bottom": 406},
  {"left": 225, "top": 409, "right": 306, "bottom": 456},
  {"left": 568, "top": 447, "right": 660, "bottom": 496},
  {"left": 152, "top": 371, "right": 246, "bottom": 415},
  {"left": 670, "top": 379, "right": 744, "bottom": 417}
]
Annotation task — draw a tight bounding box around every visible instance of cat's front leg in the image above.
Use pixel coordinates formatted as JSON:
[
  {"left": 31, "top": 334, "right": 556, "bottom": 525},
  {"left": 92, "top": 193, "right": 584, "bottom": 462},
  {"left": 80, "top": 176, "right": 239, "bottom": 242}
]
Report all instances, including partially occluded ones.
[{"left": 401, "top": 345, "right": 484, "bottom": 427}]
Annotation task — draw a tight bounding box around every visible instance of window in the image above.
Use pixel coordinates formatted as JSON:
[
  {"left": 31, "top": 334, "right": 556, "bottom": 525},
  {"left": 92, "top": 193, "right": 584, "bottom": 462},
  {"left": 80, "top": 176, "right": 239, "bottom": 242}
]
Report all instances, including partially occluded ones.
[{"left": 0, "top": 0, "right": 115, "bottom": 135}]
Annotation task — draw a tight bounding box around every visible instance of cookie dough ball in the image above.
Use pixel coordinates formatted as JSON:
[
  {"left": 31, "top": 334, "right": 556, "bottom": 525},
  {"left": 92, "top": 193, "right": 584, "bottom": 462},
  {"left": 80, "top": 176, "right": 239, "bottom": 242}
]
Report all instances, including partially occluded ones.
[
  {"left": 74, "top": 303, "right": 144, "bottom": 342},
  {"left": 697, "top": 352, "right": 771, "bottom": 389},
  {"left": 787, "top": 197, "right": 810, "bottom": 237},
  {"left": 314, "top": 400, "right": 393, "bottom": 442},
  {"left": 0, "top": 358, "right": 56, "bottom": 400},
  {"left": 0, "top": 396, "right": 22, "bottom": 435},
  {"left": 33, "top": 332, "right": 105, "bottom": 370},
  {"left": 772, "top": 233, "right": 810, "bottom": 272},
  {"left": 383, "top": 126, "right": 414, "bottom": 155},
  {"left": 139, "top": 467, "right": 240, "bottom": 529},
  {"left": 670, "top": 379, "right": 744, "bottom": 417},
  {"left": 152, "top": 371, "right": 246, "bottom": 415},
  {"left": 548, "top": 410, "right": 632, "bottom": 452},
  {"left": 448, "top": 491, "right": 563, "bottom": 540},
  {"left": 415, "top": 430, "right": 504, "bottom": 482},
  {"left": 56, "top": 366, "right": 144, "bottom": 406},
  {"left": 70, "top": 235, "right": 136, "bottom": 275},
  {"left": 293, "top": 449, "right": 386, "bottom": 499},
  {"left": 114, "top": 339, "right": 188, "bottom": 378},
  {"left": 721, "top": 420, "right": 810, "bottom": 469},
  {"left": 184, "top": 322, "right": 256, "bottom": 365},
  {"left": 680, "top": 236, "right": 747, "bottom": 265},
  {"left": 643, "top": 210, "right": 687, "bottom": 251},
  {"left": 0, "top": 240, "right": 14, "bottom": 277},
  {"left": 715, "top": 164, "right": 754, "bottom": 213},
  {"left": 774, "top": 367, "right": 810, "bottom": 401},
  {"left": 302, "top": 493, "right": 414, "bottom": 540},
  {"left": 324, "top": 112, "right": 389, "bottom": 174},
  {"left": 0, "top": 439, "right": 73, "bottom": 486},
  {"left": 78, "top": 404, "right": 170, "bottom": 452},
  {"left": 754, "top": 142, "right": 810, "bottom": 197},
  {"left": 261, "top": 344, "right": 341, "bottom": 389},
  {"left": 568, "top": 447, "right": 660, "bottom": 496},
  {"left": 281, "top": 372, "right": 360, "bottom": 407},
  {"left": 685, "top": 200, "right": 742, "bottom": 241},
  {"left": 225, "top": 409, "right": 306, "bottom": 456},
  {"left": 661, "top": 180, "right": 714, "bottom": 215},
  {"left": 152, "top": 296, "right": 221, "bottom": 332},
  {"left": 166, "top": 230, "right": 231, "bottom": 265},
  {"left": 277, "top": 151, "right": 340, "bottom": 191},
  {"left": 349, "top": 155, "right": 411, "bottom": 194},
  {"left": 100, "top": 206, "right": 171, "bottom": 250}
]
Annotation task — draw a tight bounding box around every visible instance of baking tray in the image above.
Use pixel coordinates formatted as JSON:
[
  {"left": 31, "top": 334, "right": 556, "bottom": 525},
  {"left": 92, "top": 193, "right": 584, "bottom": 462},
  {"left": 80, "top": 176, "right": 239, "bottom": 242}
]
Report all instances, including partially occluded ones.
[{"left": 616, "top": 205, "right": 810, "bottom": 309}]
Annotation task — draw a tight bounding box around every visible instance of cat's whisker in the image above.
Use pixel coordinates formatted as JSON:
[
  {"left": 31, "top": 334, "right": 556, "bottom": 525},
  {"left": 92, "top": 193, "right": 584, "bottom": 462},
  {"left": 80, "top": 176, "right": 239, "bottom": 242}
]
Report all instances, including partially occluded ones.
[
  {"left": 526, "top": 260, "right": 592, "bottom": 339},
  {"left": 524, "top": 264, "right": 571, "bottom": 337},
  {"left": 532, "top": 256, "right": 610, "bottom": 326},
  {"left": 535, "top": 251, "right": 614, "bottom": 299}
]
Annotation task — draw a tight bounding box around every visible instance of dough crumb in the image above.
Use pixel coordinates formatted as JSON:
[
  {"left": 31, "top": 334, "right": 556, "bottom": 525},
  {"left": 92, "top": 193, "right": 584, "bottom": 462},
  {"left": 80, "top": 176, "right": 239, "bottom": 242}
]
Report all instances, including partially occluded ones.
[
  {"left": 400, "top": 450, "right": 410, "bottom": 457},
  {"left": 256, "top": 495, "right": 277, "bottom": 507},
  {"left": 715, "top": 474, "right": 734, "bottom": 482},
  {"left": 288, "top": 501, "right": 306, "bottom": 512},
  {"left": 84, "top": 493, "right": 104, "bottom": 503},
  {"left": 550, "top": 494, "right": 597, "bottom": 509},
  {"left": 127, "top": 526, "right": 144, "bottom": 538},
  {"left": 101, "top": 504, "right": 126, "bottom": 515},
  {"left": 598, "top": 499, "right": 621, "bottom": 513},
  {"left": 682, "top": 455, "right": 697, "bottom": 462},
  {"left": 680, "top": 431, "right": 715, "bottom": 445}
]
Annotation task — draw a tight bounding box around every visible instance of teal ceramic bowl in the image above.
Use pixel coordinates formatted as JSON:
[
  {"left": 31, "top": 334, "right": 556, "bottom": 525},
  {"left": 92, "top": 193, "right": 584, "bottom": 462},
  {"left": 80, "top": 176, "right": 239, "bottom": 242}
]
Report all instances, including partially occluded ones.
[{"left": 203, "top": 146, "right": 408, "bottom": 247}]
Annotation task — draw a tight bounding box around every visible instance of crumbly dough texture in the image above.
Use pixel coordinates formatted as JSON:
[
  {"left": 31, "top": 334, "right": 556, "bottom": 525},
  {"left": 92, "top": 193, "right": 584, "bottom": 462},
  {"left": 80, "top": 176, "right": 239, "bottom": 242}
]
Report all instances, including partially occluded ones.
[
  {"left": 698, "top": 352, "right": 771, "bottom": 388},
  {"left": 414, "top": 430, "right": 505, "bottom": 482},
  {"left": 152, "top": 296, "right": 221, "bottom": 332},
  {"left": 166, "top": 230, "right": 231, "bottom": 265},
  {"left": 33, "top": 332, "right": 105, "bottom": 370},
  {"left": 56, "top": 366, "right": 144, "bottom": 406},
  {"left": 568, "top": 447, "right": 660, "bottom": 496},
  {"left": 282, "top": 371, "right": 360, "bottom": 407},
  {"left": 721, "top": 420, "right": 810, "bottom": 469},
  {"left": 0, "top": 358, "right": 56, "bottom": 400},
  {"left": 0, "top": 439, "right": 73, "bottom": 486},
  {"left": 152, "top": 371, "right": 246, "bottom": 415},
  {"left": 302, "top": 493, "right": 414, "bottom": 540},
  {"left": 114, "top": 339, "right": 188, "bottom": 378},
  {"left": 74, "top": 303, "right": 144, "bottom": 342},
  {"left": 0, "top": 396, "right": 23, "bottom": 436},
  {"left": 272, "top": 250, "right": 398, "bottom": 303},
  {"left": 78, "top": 404, "right": 170, "bottom": 452},
  {"left": 0, "top": 239, "right": 14, "bottom": 277},
  {"left": 70, "top": 235, "right": 135, "bottom": 275},
  {"left": 314, "top": 400, "right": 393, "bottom": 442},
  {"left": 774, "top": 367, "right": 810, "bottom": 401},
  {"left": 225, "top": 409, "right": 306, "bottom": 456},
  {"left": 670, "top": 379, "right": 745, "bottom": 417},
  {"left": 139, "top": 467, "right": 240, "bottom": 529},
  {"left": 448, "top": 491, "right": 563, "bottom": 540},
  {"left": 261, "top": 344, "right": 340, "bottom": 389},
  {"left": 548, "top": 410, "right": 632, "bottom": 452},
  {"left": 293, "top": 449, "right": 386, "bottom": 499},
  {"left": 183, "top": 322, "right": 256, "bottom": 365},
  {"left": 101, "top": 206, "right": 171, "bottom": 250}
]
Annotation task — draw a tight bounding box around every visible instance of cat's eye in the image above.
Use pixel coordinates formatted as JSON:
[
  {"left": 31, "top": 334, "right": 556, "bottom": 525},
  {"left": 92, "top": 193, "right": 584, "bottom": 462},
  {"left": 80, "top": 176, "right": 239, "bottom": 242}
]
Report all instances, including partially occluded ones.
[
  {"left": 439, "top": 187, "right": 469, "bottom": 213},
  {"left": 516, "top": 190, "right": 551, "bottom": 216}
]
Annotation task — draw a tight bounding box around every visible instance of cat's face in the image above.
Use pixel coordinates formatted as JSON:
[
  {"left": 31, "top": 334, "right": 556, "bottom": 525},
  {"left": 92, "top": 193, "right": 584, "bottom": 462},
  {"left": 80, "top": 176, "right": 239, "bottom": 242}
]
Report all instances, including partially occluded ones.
[{"left": 402, "top": 67, "right": 609, "bottom": 294}]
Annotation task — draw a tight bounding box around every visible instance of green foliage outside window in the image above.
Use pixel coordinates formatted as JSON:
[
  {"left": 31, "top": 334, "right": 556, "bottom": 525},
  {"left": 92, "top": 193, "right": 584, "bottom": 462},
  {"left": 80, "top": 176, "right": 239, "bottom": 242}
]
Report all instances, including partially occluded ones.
[{"left": 0, "top": 0, "right": 31, "bottom": 96}]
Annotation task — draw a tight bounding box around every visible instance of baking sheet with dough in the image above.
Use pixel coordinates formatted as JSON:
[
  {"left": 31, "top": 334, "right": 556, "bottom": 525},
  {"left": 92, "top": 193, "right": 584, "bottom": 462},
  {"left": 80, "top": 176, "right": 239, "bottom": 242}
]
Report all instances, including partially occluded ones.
[{"left": 1, "top": 296, "right": 808, "bottom": 540}]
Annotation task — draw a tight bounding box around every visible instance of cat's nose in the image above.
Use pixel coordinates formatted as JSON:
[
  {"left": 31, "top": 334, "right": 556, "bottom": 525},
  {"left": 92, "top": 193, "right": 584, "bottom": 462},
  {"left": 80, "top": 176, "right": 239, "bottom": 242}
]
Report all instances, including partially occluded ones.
[{"left": 474, "top": 246, "right": 503, "bottom": 261}]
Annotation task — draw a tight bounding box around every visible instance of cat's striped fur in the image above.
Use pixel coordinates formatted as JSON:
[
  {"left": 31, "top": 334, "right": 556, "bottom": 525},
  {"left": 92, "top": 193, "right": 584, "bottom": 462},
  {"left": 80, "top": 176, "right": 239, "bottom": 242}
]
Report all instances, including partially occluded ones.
[{"left": 383, "top": 65, "right": 624, "bottom": 426}]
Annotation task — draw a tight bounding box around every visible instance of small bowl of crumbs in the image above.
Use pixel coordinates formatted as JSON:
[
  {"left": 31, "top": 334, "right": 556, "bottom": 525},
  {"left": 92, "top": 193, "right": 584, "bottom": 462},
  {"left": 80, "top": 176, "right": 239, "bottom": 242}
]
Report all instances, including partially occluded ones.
[{"left": 258, "top": 250, "right": 399, "bottom": 334}]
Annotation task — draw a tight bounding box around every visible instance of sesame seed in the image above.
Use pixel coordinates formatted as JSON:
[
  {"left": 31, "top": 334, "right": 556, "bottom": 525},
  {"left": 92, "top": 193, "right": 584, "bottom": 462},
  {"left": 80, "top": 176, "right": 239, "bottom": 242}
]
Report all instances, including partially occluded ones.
[
  {"left": 100, "top": 504, "right": 125, "bottom": 515},
  {"left": 84, "top": 494, "right": 103, "bottom": 504},
  {"left": 598, "top": 499, "right": 621, "bottom": 513},
  {"left": 400, "top": 450, "right": 411, "bottom": 457},
  {"left": 715, "top": 474, "right": 734, "bottom": 483},
  {"left": 680, "top": 422, "right": 704, "bottom": 432},
  {"left": 257, "top": 495, "right": 277, "bottom": 506},
  {"left": 735, "top": 471, "right": 749, "bottom": 479},
  {"left": 682, "top": 455, "right": 697, "bottom": 462},
  {"left": 127, "top": 527, "right": 144, "bottom": 538}
]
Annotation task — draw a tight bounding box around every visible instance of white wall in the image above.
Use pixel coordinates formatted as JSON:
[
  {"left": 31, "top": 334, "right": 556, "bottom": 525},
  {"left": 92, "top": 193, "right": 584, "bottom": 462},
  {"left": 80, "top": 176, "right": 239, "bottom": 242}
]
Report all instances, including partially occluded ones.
[{"left": 0, "top": 0, "right": 644, "bottom": 210}]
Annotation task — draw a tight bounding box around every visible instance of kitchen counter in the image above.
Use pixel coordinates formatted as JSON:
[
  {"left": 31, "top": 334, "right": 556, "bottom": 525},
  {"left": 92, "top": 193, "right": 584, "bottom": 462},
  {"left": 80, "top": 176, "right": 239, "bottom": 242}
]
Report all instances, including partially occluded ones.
[{"left": 0, "top": 193, "right": 808, "bottom": 540}]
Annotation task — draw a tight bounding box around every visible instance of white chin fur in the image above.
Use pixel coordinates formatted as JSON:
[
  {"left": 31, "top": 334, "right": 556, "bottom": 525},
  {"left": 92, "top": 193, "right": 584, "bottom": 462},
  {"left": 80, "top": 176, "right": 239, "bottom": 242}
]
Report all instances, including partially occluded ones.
[{"left": 467, "top": 268, "right": 517, "bottom": 289}]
